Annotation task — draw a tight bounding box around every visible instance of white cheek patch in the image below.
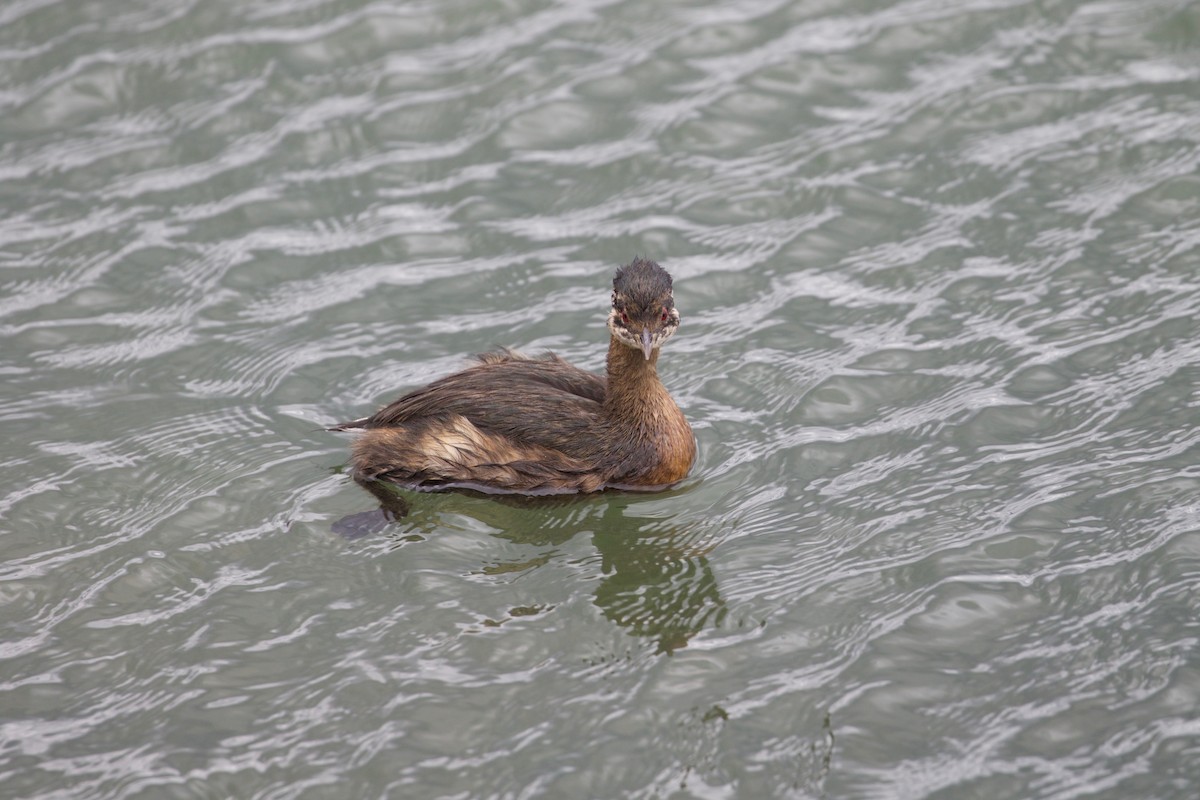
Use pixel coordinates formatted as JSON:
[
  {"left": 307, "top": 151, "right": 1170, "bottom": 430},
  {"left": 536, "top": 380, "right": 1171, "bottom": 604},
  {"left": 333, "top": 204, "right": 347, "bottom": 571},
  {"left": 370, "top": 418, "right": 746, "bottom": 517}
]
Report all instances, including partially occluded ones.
[{"left": 607, "top": 305, "right": 680, "bottom": 352}]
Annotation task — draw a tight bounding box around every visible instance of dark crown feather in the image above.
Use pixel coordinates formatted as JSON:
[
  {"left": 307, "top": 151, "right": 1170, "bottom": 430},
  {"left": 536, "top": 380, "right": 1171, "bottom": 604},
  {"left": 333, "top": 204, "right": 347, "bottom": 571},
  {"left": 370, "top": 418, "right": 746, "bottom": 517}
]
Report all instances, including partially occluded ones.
[{"left": 613, "top": 257, "right": 673, "bottom": 303}]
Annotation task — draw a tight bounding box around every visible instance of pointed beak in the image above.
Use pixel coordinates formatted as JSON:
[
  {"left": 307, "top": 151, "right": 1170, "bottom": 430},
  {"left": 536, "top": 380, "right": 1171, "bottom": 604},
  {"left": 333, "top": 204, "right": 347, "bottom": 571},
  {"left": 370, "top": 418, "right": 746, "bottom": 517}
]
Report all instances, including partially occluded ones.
[{"left": 640, "top": 327, "right": 654, "bottom": 360}]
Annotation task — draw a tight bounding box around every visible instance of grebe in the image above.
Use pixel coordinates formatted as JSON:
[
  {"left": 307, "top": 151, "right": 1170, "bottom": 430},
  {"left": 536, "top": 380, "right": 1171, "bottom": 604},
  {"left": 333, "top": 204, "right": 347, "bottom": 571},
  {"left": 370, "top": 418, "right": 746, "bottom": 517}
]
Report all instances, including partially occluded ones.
[{"left": 332, "top": 258, "right": 695, "bottom": 494}]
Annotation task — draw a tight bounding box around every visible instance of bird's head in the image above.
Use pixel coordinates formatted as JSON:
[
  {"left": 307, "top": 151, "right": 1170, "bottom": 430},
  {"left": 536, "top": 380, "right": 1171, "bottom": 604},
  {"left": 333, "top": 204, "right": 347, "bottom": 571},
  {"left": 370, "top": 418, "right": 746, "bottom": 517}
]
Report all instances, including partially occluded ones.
[{"left": 607, "top": 258, "right": 680, "bottom": 360}]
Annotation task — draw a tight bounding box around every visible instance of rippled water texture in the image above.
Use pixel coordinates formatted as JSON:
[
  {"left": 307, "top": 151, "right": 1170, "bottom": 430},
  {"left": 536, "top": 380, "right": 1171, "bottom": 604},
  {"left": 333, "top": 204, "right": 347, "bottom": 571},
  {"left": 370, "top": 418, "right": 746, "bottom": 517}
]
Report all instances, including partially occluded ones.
[{"left": 3, "top": 0, "right": 1200, "bottom": 797}]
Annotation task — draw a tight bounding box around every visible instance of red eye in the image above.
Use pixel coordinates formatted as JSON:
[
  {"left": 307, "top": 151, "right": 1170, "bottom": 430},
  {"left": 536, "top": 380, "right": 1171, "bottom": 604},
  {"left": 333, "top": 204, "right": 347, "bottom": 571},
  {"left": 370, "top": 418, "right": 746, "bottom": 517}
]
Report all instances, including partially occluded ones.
[
  {"left": 660, "top": 309, "right": 669, "bottom": 321},
  {"left": 620, "top": 311, "right": 629, "bottom": 324}
]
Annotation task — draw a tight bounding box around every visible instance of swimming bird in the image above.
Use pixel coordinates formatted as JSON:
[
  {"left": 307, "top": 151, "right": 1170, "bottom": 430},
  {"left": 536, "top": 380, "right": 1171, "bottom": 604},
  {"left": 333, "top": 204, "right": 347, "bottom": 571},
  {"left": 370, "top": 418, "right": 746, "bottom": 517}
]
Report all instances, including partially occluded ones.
[{"left": 332, "top": 258, "right": 695, "bottom": 494}]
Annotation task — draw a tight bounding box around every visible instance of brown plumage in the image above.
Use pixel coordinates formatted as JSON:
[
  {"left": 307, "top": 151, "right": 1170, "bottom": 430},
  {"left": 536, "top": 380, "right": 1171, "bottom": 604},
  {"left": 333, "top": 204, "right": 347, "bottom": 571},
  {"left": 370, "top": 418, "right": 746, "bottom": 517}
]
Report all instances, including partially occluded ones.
[{"left": 332, "top": 257, "right": 696, "bottom": 494}]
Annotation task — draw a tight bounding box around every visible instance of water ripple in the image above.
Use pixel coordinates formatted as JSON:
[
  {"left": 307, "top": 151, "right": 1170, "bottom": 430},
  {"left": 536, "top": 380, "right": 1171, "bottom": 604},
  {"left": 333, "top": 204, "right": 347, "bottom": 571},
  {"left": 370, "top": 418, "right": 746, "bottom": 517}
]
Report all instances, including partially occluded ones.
[{"left": 2, "top": 0, "right": 1200, "bottom": 797}]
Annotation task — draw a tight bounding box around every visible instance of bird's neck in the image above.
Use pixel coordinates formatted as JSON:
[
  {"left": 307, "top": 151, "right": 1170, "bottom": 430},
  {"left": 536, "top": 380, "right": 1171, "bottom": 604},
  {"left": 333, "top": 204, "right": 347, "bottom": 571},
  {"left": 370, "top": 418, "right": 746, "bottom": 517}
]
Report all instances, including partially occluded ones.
[
  {"left": 604, "top": 336, "right": 667, "bottom": 417},
  {"left": 601, "top": 334, "right": 696, "bottom": 487}
]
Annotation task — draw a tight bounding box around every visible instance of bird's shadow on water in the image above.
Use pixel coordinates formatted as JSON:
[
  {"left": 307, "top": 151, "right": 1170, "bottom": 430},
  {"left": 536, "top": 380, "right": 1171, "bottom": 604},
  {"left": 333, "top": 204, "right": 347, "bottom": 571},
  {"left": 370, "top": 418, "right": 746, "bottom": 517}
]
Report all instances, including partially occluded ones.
[{"left": 333, "top": 477, "right": 726, "bottom": 655}]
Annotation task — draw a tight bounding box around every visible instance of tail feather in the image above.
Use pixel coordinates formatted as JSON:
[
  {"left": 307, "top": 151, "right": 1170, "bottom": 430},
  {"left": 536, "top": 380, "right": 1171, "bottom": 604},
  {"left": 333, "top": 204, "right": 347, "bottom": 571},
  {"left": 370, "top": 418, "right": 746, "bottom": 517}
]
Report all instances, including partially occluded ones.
[{"left": 328, "top": 417, "right": 370, "bottom": 431}]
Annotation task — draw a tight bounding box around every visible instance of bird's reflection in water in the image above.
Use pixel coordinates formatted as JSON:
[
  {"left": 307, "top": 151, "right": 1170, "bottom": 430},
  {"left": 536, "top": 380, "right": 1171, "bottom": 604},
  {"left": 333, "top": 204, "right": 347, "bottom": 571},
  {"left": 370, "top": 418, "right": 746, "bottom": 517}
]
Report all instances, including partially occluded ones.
[
  {"left": 591, "top": 520, "right": 724, "bottom": 655},
  {"left": 334, "top": 479, "right": 725, "bottom": 654}
]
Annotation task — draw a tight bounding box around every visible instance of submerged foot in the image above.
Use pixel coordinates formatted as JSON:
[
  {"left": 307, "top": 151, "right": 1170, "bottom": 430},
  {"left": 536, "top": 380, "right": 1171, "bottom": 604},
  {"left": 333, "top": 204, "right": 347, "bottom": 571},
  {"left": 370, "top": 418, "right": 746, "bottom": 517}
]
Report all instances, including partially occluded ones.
[{"left": 330, "top": 479, "right": 411, "bottom": 539}]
